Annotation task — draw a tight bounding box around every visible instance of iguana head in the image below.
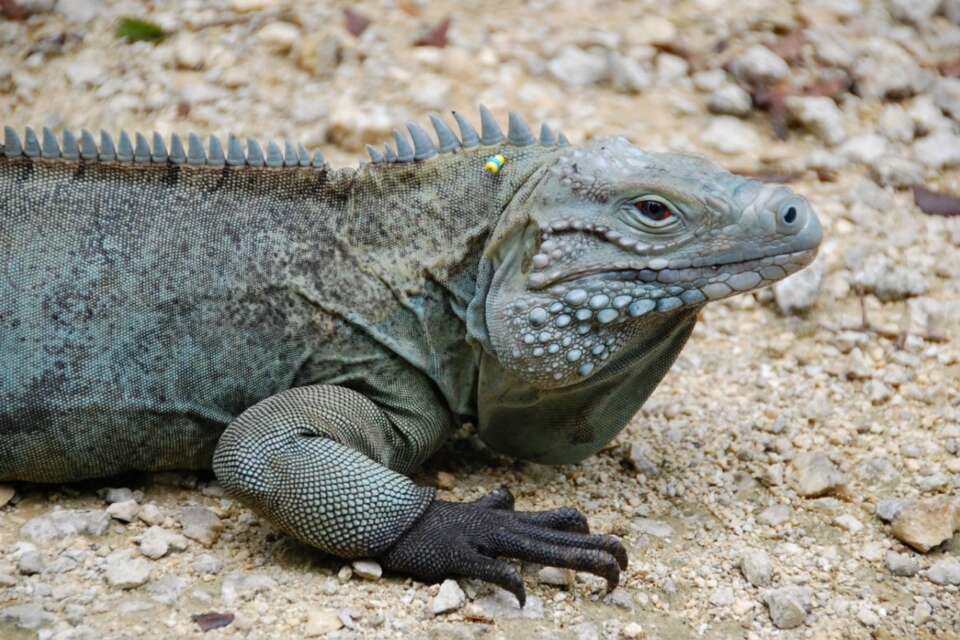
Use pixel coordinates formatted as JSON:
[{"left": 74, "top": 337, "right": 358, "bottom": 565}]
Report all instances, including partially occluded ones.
[
  {"left": 483, "top": 135, "right": 822, "bottom": 390},
  {"left": 472, "top": 130, "right": 821, "bottom": 462}
]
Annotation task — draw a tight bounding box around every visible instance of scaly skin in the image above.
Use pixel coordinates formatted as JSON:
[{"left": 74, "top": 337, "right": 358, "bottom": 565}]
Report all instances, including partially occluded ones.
[{"left": 0, "top": 109, "right": 821, "bottom": 604}]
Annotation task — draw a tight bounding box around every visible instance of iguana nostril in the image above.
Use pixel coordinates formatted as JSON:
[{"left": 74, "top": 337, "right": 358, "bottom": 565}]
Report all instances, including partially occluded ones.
[{"left": 776, "top": 199, "right": 806, "bottom": 234}]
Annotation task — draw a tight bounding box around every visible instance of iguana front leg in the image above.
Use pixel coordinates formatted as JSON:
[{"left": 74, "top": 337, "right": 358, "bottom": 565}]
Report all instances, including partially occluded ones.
[
  {"left": 213, "top": 385, "right": 435, "bottom": 557},
  {"left": 212, "top": 385, "right": 626, "bottom": 603}
]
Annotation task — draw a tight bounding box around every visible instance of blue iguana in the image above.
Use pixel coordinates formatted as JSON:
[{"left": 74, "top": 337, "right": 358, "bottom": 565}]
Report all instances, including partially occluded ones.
[{"left": 0, "top": 107, "right": 821, "bottom": 604}]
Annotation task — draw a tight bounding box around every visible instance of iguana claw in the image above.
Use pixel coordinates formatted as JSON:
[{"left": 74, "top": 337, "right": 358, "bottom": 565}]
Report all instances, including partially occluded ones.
[{"left": 379, "top": 487, "right": 627, "bottom": 606}]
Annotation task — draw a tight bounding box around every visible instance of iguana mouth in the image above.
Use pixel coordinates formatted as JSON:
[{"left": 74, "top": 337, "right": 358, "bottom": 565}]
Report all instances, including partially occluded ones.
[{"left": 537, "top": 247, "right": 818, "bottom": 290}]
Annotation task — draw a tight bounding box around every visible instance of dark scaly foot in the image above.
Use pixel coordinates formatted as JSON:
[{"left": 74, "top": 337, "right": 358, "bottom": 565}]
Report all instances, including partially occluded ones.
[{"left": 379, "top": 487, "right": 627, "bottom": 606}]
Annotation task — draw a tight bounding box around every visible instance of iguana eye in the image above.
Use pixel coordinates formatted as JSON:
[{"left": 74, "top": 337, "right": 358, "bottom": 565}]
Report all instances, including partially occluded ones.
[
  {"left": 627, "top": 197, "right": 679, "bottom": 229},
  {"left": 635, "top": 199, "right": 672, "bottom": 221}
]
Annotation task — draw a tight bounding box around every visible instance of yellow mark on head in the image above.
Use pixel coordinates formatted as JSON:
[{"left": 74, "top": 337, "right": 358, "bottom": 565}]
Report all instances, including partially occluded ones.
[{"left": 483, "top": 154, "right": 506, "bottom": 175}]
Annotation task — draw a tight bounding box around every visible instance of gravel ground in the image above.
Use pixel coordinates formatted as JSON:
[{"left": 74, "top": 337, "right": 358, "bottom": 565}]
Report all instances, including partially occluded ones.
[{"left": 2, "top": 1, "right": 960, "bottom": 638}]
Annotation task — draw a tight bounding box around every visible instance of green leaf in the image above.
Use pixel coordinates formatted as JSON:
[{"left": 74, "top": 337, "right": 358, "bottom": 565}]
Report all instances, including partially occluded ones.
[{"left": 115, "top": 17, "right": 167, "bottom": 43}]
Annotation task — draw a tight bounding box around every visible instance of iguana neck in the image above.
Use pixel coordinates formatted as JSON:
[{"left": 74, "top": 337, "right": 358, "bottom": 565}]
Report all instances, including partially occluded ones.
[{"left": 317, "top": 147, "right": 559, "bottom": 418}]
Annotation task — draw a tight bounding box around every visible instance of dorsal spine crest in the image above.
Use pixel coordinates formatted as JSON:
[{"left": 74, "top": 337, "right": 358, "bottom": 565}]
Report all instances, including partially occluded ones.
[{"left": 1, "top": 107, "right": 560, "bottom": 172}]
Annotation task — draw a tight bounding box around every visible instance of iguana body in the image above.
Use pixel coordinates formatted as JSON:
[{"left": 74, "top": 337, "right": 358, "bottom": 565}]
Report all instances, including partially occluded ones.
[{"left": 0, "top": 109, "right": 821, "bottom": 602}]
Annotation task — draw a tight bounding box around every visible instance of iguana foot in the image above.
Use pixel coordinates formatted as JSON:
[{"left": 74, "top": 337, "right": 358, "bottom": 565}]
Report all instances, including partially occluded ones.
[{"left": 379, "top": 487, "right": 627, "bottom": 606}]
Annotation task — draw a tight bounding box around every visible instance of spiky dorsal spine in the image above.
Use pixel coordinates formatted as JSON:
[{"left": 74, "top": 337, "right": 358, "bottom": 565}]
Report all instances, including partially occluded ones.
[
  {"left": 1, "top": 107, "right": 560, "bottom": 170},
  {"left": 366, "top": 107, "right": 558, "bottom": 165}
]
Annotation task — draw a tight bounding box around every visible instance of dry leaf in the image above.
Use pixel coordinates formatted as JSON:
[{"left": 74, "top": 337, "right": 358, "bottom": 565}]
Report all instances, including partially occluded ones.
[
  {"left": 939, "top": 59, "right": 960, "bottom": 78},
  {"left": 803, "top": 73, "right": 851, "bottom": 99},
  {"left": 0, "top": 0, "right": 31, "bottom": 19},
  {"left": 912, "top": 186, "right": 960, "bottom": 217},
  {"left": 770, "top": 29, "right": 806, "bottom": 65},
  {"left": 192, "top": 612, "right": 234, "bottom": 632},
  {"left": 343, "top": 8, "right": 370, "bottom": 37},
  {"left": 413, "top": 17, "right": 450, "bottom": 48},
  {"left": 749, "top": 80, "right": 791, "bottom": 140}
]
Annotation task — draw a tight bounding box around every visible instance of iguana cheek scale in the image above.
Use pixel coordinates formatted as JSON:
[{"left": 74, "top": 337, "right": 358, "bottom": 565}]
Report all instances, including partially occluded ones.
[{"left": 0, "top": 106, "right": 821, "bottom": 605}]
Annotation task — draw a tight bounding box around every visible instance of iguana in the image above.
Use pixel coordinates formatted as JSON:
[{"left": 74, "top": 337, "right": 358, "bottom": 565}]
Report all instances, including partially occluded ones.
[{"left": 0, "top": 107, "right": 821, "bottom": 604}]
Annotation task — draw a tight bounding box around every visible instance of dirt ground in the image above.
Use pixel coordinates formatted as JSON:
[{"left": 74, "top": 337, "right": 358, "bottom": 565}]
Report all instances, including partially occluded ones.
[{"left": 1, "top": 0, "right": 959, "bottom": 638}]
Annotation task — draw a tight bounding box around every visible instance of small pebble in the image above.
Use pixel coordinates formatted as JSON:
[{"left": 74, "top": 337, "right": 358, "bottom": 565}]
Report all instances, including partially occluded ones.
[
  {"left": 257, "top": 22, "right": 301, "bottom": 54},
  {"left": 731, "top": 45, "right": 789, "bottom": 83},
  {"left": 104, "top": 550, "right": 152, "bottom": 589},
  {"left": 603, "top": 587, "right": 634, "bottom": 610},
  {"left": 914, "top": 602, "right": 933, "bottom": 625},
  {"left": 351, "top": 559, "right": 381, "bottom": 580},
  {"left": 707, "top": 84, "right": 752, "bottom": 117},
  {"left": 740, "top": 549, "right": 773, "bottom": 587},
  {"left": 139, "top": 526, "right": 189, "bottom": 560},
  {"left": 221, "top": 572, "right": 277, "bottom": 605},
  {"left": 890, "top": 497, "right": 960, "bottom": 553},
  {"left": 833, "top": 514, "right": 863, "bottom": 534},
  {"left": 924, "top": 559, "right": 960, "bottom": 585},
  {"left": 138, "top": 503, "right": 164, "bottom": 526},
  {"left": 857, "top": 605, "right": 880, "bottom": 627},
  {"left": 179, "top": 507, "right": 223, "bottom": 548},
  {"left": 758, "top": 504, "right": 791, "bottom": 527},
  {"left": 626, "top": 443, "right": 660, "bottom": 477},
  {"left": 107, "top": 499, "right": 140, "bottom": 523},
  {"left": 431, "top": 579, "right": 465, "bottom": 615},
  {"left": 787, "top": 451, "right": 846, "bottom": 497},
  {"left": 763, "top": 586, "right": 812, "bottom": 630},
  {"left": 321, "top": 577, "right": 338, "bottom": 595},
  {"left": 103, "top": 488, "right": 136, "bottom": 504},
  {"left": 435, "top": 471, "right": 456, "bottom": 490},
  {"left": 784, "top": 96, "right": 847, "bottom": 146},
  {"left": 547, "top": 46, "right": 609, "bottom": 87},
  {"left": 701, "top": 117, "right": 759, "bottom": 155},
  {"left": 175, "top": 36, "right": 206, "bottom": 70},
  {"left": 537, "top": 566, "right": 575, "bottom": 587},
  {"left": 192, "top": 553, "right": 224, "bottom": 575},
  {"left": 473, "top": 588, "right": 544, "bottom": 619},
  {"left": 304, "top": 608, "right": 343, "bottom": 637},
  {"left": 884, "top": 551, "right": 919, "bottom": 577},
  {"left": 709, "top": 586, "right": 735, "bottom": 607},
  {"left": 17, "top": 550, "right": 45, "bottom": 576},
  {"left": 875, "top": 498, "right": 911, "bottom": 523},
  {"left": 633, "top": 517, "right": 673, "bottom": 538}
]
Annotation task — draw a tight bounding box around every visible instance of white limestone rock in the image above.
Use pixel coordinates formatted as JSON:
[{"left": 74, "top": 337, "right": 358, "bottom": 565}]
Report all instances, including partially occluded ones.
[
  {"left": 763, "top": 586, "right": 812, "bottom": 629},
  {"left": 731, "top": 45, "right": 789, "bottom": 84},
  {"left": 785, "top": 96, "right": 847, "bottom": 146},
  {"left": 431, "top": 579, "right": 466, "bottom": 615}
]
